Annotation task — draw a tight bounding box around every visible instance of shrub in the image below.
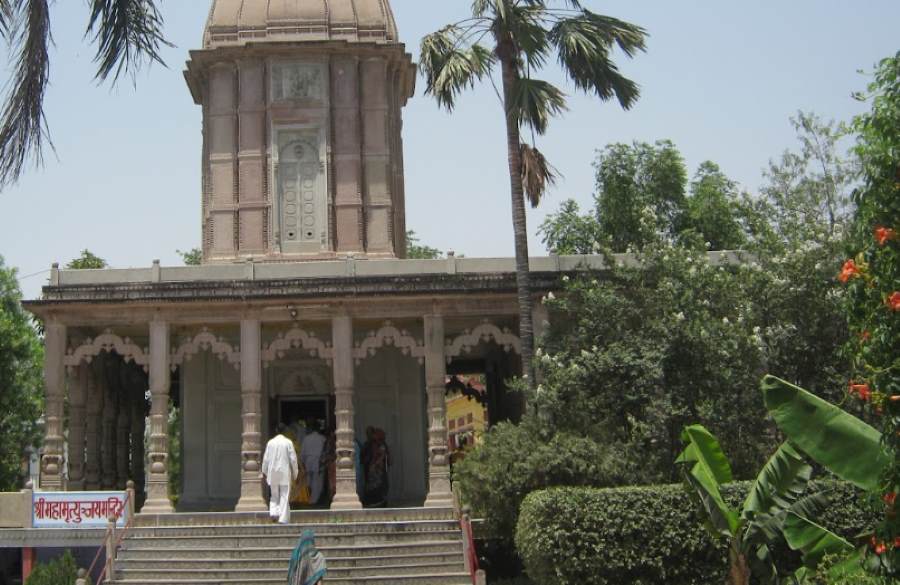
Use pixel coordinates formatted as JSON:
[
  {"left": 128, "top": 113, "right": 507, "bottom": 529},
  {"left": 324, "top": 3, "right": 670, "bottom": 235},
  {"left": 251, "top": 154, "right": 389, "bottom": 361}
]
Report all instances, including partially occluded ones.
[
  {"left": 515, "top": 482, "right": 876, "bottom": 585},
  {"left": 454, "top": 419, "right": 630, "bottom": 543},
  {"left": 25, "top": 550, "right": 85, "bottom": 585}
]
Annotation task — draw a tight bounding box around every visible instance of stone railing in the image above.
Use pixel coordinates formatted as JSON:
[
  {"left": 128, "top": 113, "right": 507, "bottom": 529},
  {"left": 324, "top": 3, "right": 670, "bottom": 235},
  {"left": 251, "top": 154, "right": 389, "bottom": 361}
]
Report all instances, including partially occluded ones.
[
  {"left": 49, "top": 252, "right": 747, "bottom": 287},
  {"left": 0, "top": 485, "right": 33, "bottom": 529}
]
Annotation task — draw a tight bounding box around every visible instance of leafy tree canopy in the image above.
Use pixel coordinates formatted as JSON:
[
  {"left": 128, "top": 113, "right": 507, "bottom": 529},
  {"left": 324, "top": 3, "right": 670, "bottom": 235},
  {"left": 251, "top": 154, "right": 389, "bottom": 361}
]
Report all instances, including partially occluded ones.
[
  {"left": 405, "top": 231, "right": 443, "bottom": 260},
  {"left": 177, "top": 248, "right": 202, "bottom": 266},
  {"left": 66, "top": 249, "right": 107, "bottom": 270},
  {"left": 0, "top": 255, "right": 43, "bottom": 491}
]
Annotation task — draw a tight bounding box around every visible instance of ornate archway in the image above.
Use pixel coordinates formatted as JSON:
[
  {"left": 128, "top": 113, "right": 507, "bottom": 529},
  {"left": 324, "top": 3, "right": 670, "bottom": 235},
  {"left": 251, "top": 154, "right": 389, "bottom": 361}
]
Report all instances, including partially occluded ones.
[
  {"left": 65, "top": 330, "right": 149, "bottom": 374},
  {"left": 262, "top": 327, "right": 333, "bottom": 367},
  {"left": 352, "top": 321, "right": 425, "bottom": 365},
  {"left": 170, "top": 327, "right": 241, "bottom": 371},
  {"left": 444, "top": 321, "right": 521, "bottom": 363}
]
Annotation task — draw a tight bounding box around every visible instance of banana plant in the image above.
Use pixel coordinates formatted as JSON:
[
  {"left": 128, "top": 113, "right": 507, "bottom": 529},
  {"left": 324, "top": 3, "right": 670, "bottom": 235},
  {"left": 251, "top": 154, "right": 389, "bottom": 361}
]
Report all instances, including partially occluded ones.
[
  {"left": 761, "top": 375, "right": 893, "bottom": 579},
  {"left": 677, "top": 424, "right": 828, "bottom": 585}
]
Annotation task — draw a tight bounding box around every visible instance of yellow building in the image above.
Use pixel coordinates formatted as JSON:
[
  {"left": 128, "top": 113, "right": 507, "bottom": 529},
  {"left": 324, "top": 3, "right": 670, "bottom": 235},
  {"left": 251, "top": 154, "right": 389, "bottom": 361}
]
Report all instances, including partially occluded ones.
[{"left": 445, "top": 376, "right": 488, "bottom": 454}]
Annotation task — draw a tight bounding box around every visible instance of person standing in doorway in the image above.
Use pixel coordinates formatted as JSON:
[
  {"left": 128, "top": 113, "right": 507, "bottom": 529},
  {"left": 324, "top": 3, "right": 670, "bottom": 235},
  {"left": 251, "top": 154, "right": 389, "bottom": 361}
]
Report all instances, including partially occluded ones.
[
  {"left": 301, "top": 419, "right": 327, "bottom": 506},
  {"left": 262, "top": 423, "right": 299, "bottom": 524}
]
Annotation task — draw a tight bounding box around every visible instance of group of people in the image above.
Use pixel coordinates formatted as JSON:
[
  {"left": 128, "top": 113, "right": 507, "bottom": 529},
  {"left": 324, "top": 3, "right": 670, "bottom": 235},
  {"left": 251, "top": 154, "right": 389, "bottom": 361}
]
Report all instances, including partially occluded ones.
[{"left": 262, "top": 419, "right": 392, "bottom": 523}]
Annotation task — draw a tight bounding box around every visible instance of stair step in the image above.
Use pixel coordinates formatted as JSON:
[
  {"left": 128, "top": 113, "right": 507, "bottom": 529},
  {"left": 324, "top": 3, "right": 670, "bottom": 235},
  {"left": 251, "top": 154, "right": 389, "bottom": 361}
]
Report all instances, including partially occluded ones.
[
  {"left": 123, "top": 530, "right": 462, "bottom": 549},
  {"left": 119, "top": 552, "right": 463, "bottom": 570},
  {"left": 118, "top": 541, "right": 463, "bottom": 561},
  {"left": 109, "top": 575, "right": 471, "bottom": 585}
]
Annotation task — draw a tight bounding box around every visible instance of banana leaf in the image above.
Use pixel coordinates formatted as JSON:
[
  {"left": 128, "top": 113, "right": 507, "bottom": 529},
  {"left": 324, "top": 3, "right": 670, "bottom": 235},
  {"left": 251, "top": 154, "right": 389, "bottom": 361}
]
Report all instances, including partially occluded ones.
[
  {"left": 760, "top": 376, "right": 890, "bottom": 491},
  {"left": 783, "top": 511, "right": 853, "bottom": 568},
  {"left": 676, "top": 424, "right": 739, "bottom": 537},
  {"left": 742, "top": 442, "right": 811, "bottom": 544}
]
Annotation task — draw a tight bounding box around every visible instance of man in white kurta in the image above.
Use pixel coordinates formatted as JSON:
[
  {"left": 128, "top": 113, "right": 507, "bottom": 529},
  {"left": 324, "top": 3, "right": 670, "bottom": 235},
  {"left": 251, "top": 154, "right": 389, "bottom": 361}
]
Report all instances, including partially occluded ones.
[
  {"left": 262, "top": 423, "right": 299, "bottom": 523},
  {"left": 300, "top": 421, "right": 327, "bottom": 505}
]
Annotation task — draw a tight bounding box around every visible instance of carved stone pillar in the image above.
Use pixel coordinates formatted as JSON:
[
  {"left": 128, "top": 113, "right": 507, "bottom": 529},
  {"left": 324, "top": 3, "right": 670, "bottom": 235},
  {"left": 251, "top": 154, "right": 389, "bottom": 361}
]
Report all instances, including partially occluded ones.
[
  {"left": 143, "top": 321, "right": 173, "bottom": 513},
  {"left": 236, "top": 319, "right": 266, "bottom": 512},
  {"left": 100, "top": 359, "right": 117, "bottom": 489},
  {"left": 116, "top": 377, "right": 130, "bottom": 489},
  {"left": 67, "top": 364, "right": 89, "bottom": 491},
  {"left": 40, "top": 322, "right": 67, "bottom": 491},
  {"left": 84, "top": 362, "right": 103, "bottom": 490},
  {"left": 424, "top": 315, "right": 452, "bottom": 507},
  {"left": 330, "top": 315, "right": 361, "bottom": 509}
]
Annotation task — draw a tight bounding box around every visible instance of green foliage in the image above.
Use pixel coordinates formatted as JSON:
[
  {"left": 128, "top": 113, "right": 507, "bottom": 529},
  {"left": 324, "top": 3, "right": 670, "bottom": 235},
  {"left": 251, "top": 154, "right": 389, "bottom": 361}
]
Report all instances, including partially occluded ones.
[
  {"left": 66, "top": 249, "right": 107, "bottom": 270},
  {"left": 0, "top": 255, "right": 43, "bottom": 491},
  {"left": 453, "top": 418, "right": 629, "bottom": 544},
  {"left": 762, "top": 376, "right": 889, "bottom": 493},
  {"left": 842, "top": 51, "right": 900, "bottom": 572},
  {"left": 405, "top": 231, "right": 443, "bottom": 259},
  {"left": 24, "top": 550, "right": 84, "bottom": 585},
  {"left": 177, "top": 248, "right": 202, "bottom": 266},
  {"left": 681, "top": 161, "right": 747, "bottom": 251},
  {"left": 515, "top": 482, "right": 876, "bottom": 585},
  {"left": 593, "top": 140, "right": 688, "bottom": 252}
]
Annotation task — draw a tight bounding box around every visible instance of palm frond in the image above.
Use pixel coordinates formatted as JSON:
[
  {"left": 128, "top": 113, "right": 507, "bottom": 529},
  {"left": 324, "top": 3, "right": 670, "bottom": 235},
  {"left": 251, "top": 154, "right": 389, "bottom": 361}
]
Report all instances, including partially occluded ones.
[
  {"left": 505, "top": 4, "right": 550, "bottom": 68},
  {"left": 550, "top": 10, "right": 646, "bottom": 109},
  {"left": 421, "top": 27, "right": 495, "bottom": 111},
  {"left": 509, "top": 77, "right": 567, "bottom": 134},
  {"left": 520, "top": 142, "right": 558, "bottom": 208},
  {"left": 0, "top": 0, "right": 17, "bottom": 36},
  {"left": 0, "top": 0, "right": 51, "bottom": 188},
  {"left": 87, "top": 0, "right": 171, "bottom": 83}
]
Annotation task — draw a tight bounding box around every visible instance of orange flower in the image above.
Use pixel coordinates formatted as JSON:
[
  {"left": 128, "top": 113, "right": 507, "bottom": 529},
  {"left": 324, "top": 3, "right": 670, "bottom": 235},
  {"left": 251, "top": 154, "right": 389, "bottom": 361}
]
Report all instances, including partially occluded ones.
[
  {"left": 860, "top": 330, "right": 871, "bottom": 342},
  {"left": 875, "top": 226, "right": 896, "bottom": 246},
  {"left": 889, "top": 292, "right": 900, "bottom": 311},
  {"left": 838, "top": 259, "right": 861, "bottom": 283},
  {"left": 849, "top": 381, "right": 871, "bottom": 401},
  {"left": 885, "top": 492, "right": 897, "bottom": 507}
]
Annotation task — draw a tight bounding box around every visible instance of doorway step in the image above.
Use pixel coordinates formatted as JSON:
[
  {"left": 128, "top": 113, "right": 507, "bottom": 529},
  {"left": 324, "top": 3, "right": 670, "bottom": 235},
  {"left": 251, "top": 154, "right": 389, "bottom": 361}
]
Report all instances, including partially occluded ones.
[{"left": 106, "top": 507, "right": 471, "bottom": 585}]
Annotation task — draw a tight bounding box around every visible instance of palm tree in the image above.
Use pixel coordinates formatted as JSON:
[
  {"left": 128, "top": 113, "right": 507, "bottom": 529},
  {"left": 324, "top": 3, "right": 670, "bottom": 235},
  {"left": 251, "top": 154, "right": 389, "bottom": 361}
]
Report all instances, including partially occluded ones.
[
  {"left": 420, "top": 0, "right": 647, "bottom": 385},
  {"left": 0, "top": 0, "right": 169, "bottom": 188}
]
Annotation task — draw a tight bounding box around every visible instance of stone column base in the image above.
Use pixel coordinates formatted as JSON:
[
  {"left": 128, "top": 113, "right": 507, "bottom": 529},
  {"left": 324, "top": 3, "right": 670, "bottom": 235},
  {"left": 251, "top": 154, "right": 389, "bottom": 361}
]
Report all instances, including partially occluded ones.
[
  {"left": 235, "top": 477, "right": 267, "bottom": 512},
  {"left": 330, "top": 472, "right": 362, "bottom": 510},
  {"left": 141, "top": 481, "right": 173, "bottom": 514},
  {"left": 424, "top": 467, "right": 453, "bottom": 508}
]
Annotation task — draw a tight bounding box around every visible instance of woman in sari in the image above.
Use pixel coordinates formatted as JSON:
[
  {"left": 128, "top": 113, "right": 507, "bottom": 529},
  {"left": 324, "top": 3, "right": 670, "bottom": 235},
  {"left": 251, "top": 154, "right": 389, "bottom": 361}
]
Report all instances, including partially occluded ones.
[
  {"left": 285, "top": 425, "right": 310, "bottom": 506},
  {"left": 364, "top": 428, "right": 391, "bottom": 507},
  {"left": 287, "top": 530, "right": 326, "bottom": 585}
]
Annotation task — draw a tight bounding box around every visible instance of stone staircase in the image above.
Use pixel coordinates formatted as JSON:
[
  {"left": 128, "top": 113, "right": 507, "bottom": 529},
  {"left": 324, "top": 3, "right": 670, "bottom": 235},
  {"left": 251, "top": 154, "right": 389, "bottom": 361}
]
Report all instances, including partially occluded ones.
[{"left": 106, "top": 507, "right": 472, "bottom": 585}]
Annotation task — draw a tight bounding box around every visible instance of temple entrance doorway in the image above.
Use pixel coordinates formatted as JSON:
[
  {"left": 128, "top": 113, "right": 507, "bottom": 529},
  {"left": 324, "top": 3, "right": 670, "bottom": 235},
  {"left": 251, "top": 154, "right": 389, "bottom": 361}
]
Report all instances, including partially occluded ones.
[{"left": 277, "top": 397, "right": 331, "bottom": 434}]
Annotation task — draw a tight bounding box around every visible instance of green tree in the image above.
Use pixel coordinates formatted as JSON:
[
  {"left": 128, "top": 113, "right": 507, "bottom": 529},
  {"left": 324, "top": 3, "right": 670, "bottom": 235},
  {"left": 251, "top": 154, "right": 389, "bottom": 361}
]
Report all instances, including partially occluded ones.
[
  {"left": 66, "top": 250, "right": 107, "bottom": 270},
  {"left": 177, "top": 248, "right": 202, "bottom": 266},
  {"left": 405, "top": 231, "right": 443, "bottom": 259},
  {"left": 593, "top": 140, "right": 687, "bottom": 252},
  {"left": 0, "top": 0, "right": 170, "bottom": 187},
  {"left": 420, "top": 0, "right": 647, "bottom": 385},
  {"left": 680, "top": 161, "right": 747, "bottom": 251},
  {"left": 0, "top": 255, "right": 43, "bottom": 491}
]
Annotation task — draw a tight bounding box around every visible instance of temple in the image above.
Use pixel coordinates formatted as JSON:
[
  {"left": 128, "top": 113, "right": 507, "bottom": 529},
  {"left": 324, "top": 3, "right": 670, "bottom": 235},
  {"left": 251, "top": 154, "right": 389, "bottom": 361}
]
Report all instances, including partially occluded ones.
[{"left": 21, "top": 0, "right": 640, "bottom": 514}]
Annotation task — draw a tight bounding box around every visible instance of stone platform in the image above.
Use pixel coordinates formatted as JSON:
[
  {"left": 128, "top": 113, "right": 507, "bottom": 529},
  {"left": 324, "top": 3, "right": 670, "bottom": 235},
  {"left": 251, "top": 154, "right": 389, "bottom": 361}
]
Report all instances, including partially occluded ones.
[{"left": 108, "top": 507, "right": 471, "bottom": 585}]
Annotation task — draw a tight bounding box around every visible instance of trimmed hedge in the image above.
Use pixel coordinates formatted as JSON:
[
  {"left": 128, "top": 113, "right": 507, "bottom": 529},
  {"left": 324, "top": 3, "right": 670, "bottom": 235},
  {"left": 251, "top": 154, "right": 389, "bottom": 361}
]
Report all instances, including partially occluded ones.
[{"left": 515, "top": 481, "right": 876, "bottom": 585}]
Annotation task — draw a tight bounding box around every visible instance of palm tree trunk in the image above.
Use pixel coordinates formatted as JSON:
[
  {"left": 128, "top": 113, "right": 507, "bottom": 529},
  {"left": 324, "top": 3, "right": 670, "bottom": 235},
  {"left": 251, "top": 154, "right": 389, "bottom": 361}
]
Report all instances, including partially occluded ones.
[{"left": 498, "top": 45, "right": 536, "bottom": 389}]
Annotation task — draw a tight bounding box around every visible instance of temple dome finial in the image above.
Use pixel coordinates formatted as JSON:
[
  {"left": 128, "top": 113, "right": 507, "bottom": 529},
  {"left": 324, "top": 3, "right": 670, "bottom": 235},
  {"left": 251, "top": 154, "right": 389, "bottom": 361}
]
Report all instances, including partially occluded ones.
[{"left": 204, "top": 0, "right": 399, "bottom": 49}]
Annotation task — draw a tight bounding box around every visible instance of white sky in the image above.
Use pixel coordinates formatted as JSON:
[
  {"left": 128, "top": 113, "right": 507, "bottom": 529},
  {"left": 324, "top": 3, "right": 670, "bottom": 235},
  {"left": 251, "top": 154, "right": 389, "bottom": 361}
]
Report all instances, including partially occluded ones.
[{"left": 1, "top": 1, "right": 898, "bottom": 300}]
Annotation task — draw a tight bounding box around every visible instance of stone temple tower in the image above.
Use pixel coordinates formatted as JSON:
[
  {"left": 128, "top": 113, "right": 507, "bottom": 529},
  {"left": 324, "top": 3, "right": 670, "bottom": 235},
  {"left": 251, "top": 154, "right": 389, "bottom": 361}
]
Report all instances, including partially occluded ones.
[{"left": 185, "top": 0, "right": 415, "bottom": 263}]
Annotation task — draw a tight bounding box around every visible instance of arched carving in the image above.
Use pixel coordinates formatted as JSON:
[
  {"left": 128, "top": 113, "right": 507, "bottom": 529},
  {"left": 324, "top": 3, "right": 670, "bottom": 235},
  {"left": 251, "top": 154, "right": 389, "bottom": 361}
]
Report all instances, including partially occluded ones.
[
  {"left": 276, "top": 368, "right": 331, "bottom": 396},
  {"left": 170, "top": 327, "right": 241, "bottom": 371},
  {"left": 445, "top": 321, "right": 521, "bottom": 363},
  {"left": 352, "top": 321, "right": 425, "bottom": 365},
  {"left": 262, "top": 327, "right": 333, "bottom": 367},
  {"left": 65, "top": 330, "right": 149, "bottom": 374}
]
